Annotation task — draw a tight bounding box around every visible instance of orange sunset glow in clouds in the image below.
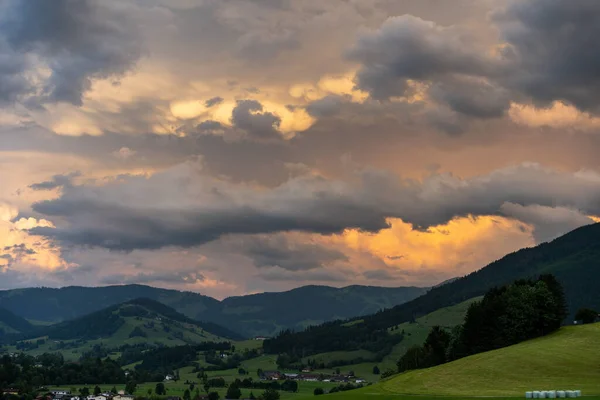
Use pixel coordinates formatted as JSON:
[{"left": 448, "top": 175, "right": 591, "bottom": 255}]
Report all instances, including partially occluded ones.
[{"left": 1, "top": 0, "right": 600, "bottom": 298}]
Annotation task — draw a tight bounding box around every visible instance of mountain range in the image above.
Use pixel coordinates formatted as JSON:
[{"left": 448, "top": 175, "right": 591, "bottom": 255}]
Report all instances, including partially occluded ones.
[
  {"left": 0, "top": 284, "right": 427, "bottom": 338},
  {"left": 265, "top": 222, "right": 600, "bottom": 354}
]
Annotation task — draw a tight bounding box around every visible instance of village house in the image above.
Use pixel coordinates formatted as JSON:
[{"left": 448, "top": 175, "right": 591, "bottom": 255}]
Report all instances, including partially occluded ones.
[
  {"left": 260, "top": 370, "right": 283, "bottom": 380},
  {"left": 165, "top": 374, "right": 175, "bottom": 381},
  {"left": 298, "top": 373, "right": 320, "bottom": 382}
]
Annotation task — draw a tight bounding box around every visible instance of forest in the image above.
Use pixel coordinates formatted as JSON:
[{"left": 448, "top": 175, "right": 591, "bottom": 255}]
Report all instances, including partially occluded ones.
[{"left": 397, "top": 275, "right": 568, "bottom": 372}]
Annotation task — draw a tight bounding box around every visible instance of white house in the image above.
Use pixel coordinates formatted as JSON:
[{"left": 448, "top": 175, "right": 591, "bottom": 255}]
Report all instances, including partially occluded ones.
[
  {"left": 113, "top": 395, "right": 135, "bottom": 400},
  {"left": 165, "top": 374, "right": 175, "bottom": 381},
  {"left": 51, "top": 391, "right": 71, "bottom": 396}
]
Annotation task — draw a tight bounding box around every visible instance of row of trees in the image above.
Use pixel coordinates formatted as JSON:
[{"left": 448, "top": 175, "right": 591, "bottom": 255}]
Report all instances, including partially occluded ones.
[
  {"left": 264, "top": 322, "right": 402, "bottom": 364},
  {"left": 0, "top": 353, "right": 128, "bottom": 393},
  {"left": 397, "top": 275, "right": 568, "bottom": 373}
]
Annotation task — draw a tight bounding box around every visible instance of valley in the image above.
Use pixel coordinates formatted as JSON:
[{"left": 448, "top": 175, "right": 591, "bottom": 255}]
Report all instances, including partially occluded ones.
[{"left": 1, "top": 224, "right": 600, "bottom": 399}]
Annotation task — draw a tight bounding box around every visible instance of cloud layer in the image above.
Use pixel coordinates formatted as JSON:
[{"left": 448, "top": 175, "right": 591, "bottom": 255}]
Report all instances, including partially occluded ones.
[{"left": 1, "top": 0, "right": 600, "bottom": 296}]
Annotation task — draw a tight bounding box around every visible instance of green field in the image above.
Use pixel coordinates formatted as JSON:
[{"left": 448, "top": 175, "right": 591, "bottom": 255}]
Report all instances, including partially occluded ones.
[
  {"left": 304, "top": 297, "right": 480, "bottom": 382},
  {"left": 319, "top": 323, "right": 600, "bottom": 399}
]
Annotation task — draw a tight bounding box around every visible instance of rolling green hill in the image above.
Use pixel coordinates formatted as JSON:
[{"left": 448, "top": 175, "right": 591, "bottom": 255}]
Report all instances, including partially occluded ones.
[
  {"left": 6, "top": 298, "right": 239, "bottom": 360},
  {"left": 333, "top": 322, "right": 600, "bottom": 398},
  {"left": 0, "top": 284, "right": 427, "bottom": 338},
  {"left": 0, "top": 306, "right": 34, "bottom": 335},
  {"left": 210, "top": 285, "right": 427, "bottom": 337}
]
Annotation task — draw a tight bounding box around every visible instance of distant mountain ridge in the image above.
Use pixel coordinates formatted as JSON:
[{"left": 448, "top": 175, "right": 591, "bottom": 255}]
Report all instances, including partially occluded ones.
[
  {"left": 37, "top": 297, "right": 242, "bottom": 341},
  {"left": 0, "top": 284, "right": 427, "bottom": 338}
]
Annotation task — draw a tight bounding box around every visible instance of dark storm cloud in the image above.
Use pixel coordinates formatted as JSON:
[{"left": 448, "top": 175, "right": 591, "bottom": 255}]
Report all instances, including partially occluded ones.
[
  {"left": 499, "top": 203, "right": 595, "bottom": 244},
  {"left": 349, "top": 0, "right": 600, "bottom": 122},
  {"left": 0, "top": 0, "right": 142, "bottom": 105},
  {"left": 235, "top": 235, "right": 348, "bottom": 271},
  {"left": 29, "top": 172, "right": 80, "bottom": 191},
  {"left": 205, "top": 96, "right": 224, "bottom": 108},
  {"left": 0, "top": 42, "right": 30, "bottom": 103},
  {"left": 305, "top": 95, "right": 347, "bottom": 118},
  {"left": 231, "top": 99, "right": 282, "bottom": 140},
  {"left": 429, "top": 78, "right": 511, "bottom": 119},
  {"left": 26, "top": 161, "right": 600, "bottom": 251},
  {"left": 348, "top": 15, "right": 492, "bottom": 100},
  {"left": 493, "top": 0, "right": 600, "bottom": 113}
]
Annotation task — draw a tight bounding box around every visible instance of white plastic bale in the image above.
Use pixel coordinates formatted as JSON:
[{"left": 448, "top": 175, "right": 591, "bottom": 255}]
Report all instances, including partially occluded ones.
[
  {"left": 534, "top": 391, "right": 540, "bottom": 398},
  {"left": 567, "top": 391, "right": 575, "bottom": 398},
  {"left": 575, "top": 391, "right": 582, "bottom": 397},
  {"left": 526, "top": 392, "right": 533, "bottom": 399},
  {"left": 541, "top": 391, "right": 548, "bottom": 398},
  {"left": 557, "top": 391, "right": 566, "bottom": 398},
  {"left": 548, "top": 391, "right": 556, "bottom": 398}
]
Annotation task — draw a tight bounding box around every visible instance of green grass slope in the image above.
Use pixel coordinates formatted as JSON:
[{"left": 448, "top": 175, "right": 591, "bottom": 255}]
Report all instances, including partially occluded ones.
[
  {"left": 346, "top": 323, "right": 600, "bottom": 398},
  {"left": 302, "top": 297, "right": 480, "bottom": 382},
  {"left": 0, "top": 306, "right": 34, "bottom": 335}
]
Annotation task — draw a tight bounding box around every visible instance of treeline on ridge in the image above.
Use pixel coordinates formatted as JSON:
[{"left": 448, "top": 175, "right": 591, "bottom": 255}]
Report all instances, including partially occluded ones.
[
  {"left": 263, "top": 319, "right": 402, "bottom": 365},
  {"left": 396, "top": 274, "right": 567, "bottom": 373}
]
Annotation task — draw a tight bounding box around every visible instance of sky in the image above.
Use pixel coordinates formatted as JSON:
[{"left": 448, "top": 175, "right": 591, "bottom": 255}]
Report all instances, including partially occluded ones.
[{"left": 1, "top": 0, "right": 600, "bottom": 299}]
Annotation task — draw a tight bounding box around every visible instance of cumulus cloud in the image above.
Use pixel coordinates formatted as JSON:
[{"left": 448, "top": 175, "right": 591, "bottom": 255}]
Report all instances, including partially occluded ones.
[
  {"left": 493, "top": 0, "right": 600, "bottom": 113},
  {"left": 348, "top": 15, "right": 493, "bottom": 100},
  {"left": 231, "top": 99, "right": 283, "bottom": 140},
  {"left": 500, "top": 203, "right": 595, "bottom": 243},
  {"left": 347, "top": 0, "right": 600, "bottom": 132},
  {"left": 0, "top": 0, "right": 142, "bottom": 105},
  {"left": 230, "top": 234, "right": 348, "bottom": 271},
  {"left": 28, "top": 160, "right": 600, "bottom": 252}
]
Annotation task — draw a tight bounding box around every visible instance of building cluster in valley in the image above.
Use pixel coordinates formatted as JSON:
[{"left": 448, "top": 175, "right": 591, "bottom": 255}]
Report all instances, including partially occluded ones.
[
  {"left": 259, "top": 370, "right": 365, "bottom": 384},
  {"left": 32, "top": 390, "right": 141, "bottom": 400}
]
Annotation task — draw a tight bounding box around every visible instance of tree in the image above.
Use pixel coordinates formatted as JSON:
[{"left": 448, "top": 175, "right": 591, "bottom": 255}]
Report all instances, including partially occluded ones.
[
  {"left": 372, "top": 365, "right": 380, "bottom": 375},
  {"left": 193, "top": 388, "right": 201, "bottom": 400},
  {"left": 238, "top": 368, "right": 246, "bottom": 375},
  {"left": 155, "top": 383, "right": 166, "bottom": 396},
  {"left": 147, "top": 389, "right": 152, "bottom": 397},
  {"left": 257, "top": 368, "right": 263, "bottom": 378},
  {"left": 94, "top": 386, "right": 101, "bottom": 396},
  {"left": 423, "top": 326, "right": 451, "bottom": 366},
  {"left": 575, "top": 308, "right": 598, "bottom": 324},
  {"left": 260, "top": 388, "right": 280, "bottom": 400},
  {"left": 80, "top": 388, "right": 90, "bottom": 397},
  {"left": 249, "top": 392, "right": 256, "bottom": 399},
  {"left": 183, "top": 389, "right": 191, "bottom": 400},
  {"left": 281, "top": 380, "right": 298, "bottom": 392},
  {"left": 314, "top": 388, "right": 325, "bottom": 395},
  {"left": 225, "top": 384, "right": 242, "bottom": 399},
  {"left": 125, "top": 381, "right": 137, "bottom": 395},
  {"left": 207, "top": 392, "right": 219, "bottom": 400},
  {"left": 111, "top": 387, "right": 117, "bottom": 394}
]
